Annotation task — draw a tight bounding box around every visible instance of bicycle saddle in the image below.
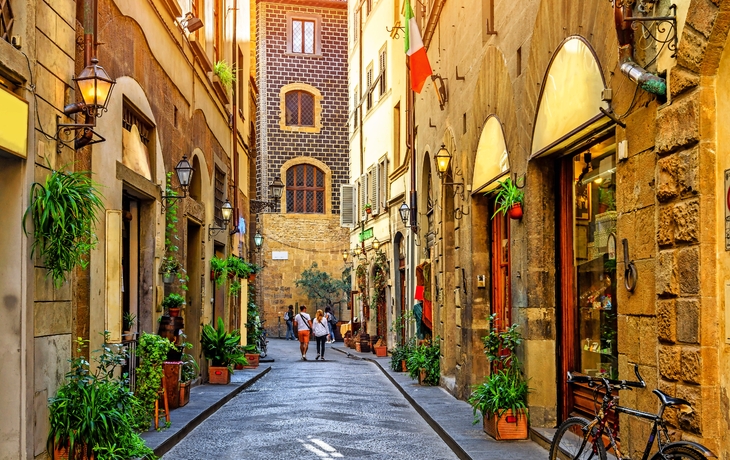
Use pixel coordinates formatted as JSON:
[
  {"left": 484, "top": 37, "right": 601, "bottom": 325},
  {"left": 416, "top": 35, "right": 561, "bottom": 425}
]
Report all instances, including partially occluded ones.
[{"left": 653, "top": 389, "right": 690, "bottom": 407}]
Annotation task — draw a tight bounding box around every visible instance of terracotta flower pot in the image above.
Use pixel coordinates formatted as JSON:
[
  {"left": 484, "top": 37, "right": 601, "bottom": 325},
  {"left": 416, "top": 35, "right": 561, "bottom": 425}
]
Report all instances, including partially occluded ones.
[
  {"left": 53, "top": 443, "right": 94, "bottom": 460},
  {"left": 244, "top": 353, "right": 260, "bottom": 368},
  {"left": 168, "top": 307, "right": 181, "bottom": 317},
  {"left": 508, "top": 203, "right": 523, "bottom": 220},
  {"left": 179, "top": 380, "right": 191, "bottom": 407},
  {"left": 208, "top": 366, "right": 231, "bottom": 384},
  {"left": 401, "top": 360, "right": 407, "bottom": 372},
  {"left": 374, "top": 345, "right": 387, "bottom": 357},
  {"left": 483, "top": 409, "right": 529, "bottom": 440}
]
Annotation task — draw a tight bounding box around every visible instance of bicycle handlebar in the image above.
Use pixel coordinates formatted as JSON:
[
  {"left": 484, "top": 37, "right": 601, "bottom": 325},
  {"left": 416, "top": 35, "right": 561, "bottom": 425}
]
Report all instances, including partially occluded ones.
[{"left": 567, "top": 364, "right": 646, "bottom": 390}]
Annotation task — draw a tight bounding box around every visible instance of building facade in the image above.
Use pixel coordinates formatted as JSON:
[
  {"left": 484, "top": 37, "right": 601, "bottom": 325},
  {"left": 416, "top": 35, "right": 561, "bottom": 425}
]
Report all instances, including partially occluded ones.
[
  {"left": 361, "top": 0, "right": 730, "bottom": 456},
  {"left": 0, "top": 0, "right": 255, "bottom": 456},
  {"left": 255, "top": 0, "right": 350, "bottom": 332}
]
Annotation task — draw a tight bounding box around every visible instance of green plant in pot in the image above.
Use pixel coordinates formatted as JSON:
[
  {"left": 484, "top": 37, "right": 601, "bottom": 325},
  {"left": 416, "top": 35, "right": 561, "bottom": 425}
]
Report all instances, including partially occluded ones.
[
  {"left": 469, "top": 315, "right": 530, "bottom": 440},
  {"left": 161, "top": 292, "right": 185, "bottom": 317},
  {"left": 23, "top": 164, "right": 105, "bottom": 288},
  {"left": 213, "top": 60, "right": 236, "bottom": 90},
  {"left": 491, "top": 177, "right": 524, "bottom": 220},
  {"left": 201, "top": 317, "right": 247, "bottom": 384},
  {"left": 161, "top": 256, "right": 181, "bottom": 284},
  {"left": 210, "top": 256, "right": 228, "bottom": 286},
  {"left": 406, "top": 337, "right": 440, "bottom": 385},
  {"left": 47, "top": 335, "right": 156, "bottom": 459}
]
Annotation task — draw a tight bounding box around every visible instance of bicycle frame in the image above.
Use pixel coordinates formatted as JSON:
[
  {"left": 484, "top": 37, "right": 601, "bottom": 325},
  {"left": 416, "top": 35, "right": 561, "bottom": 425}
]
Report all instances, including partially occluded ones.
[{"left": 589, "top": 390, "right": 672, "bottom": 460}]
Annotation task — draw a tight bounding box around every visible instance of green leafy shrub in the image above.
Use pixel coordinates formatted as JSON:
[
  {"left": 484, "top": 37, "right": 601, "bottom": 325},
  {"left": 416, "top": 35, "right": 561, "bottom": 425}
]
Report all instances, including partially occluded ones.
[
  {"left": 467, "top": 370, "right": 529, "bottom": 423},
  {"left": 201, "top": 317, "right": 247, "bottom": 371},
  {"left": 213, "top": 60, "right": 236, "bottom": 90},
  {"left": 23, "top": 165, "right": 104, "bottom": 287},
  {"left": 133, "top": 333, "right": 175, "bottom": 431},
  {"left": 47, "top": 336, "right": 156, "bottom": 459},
  {"left": 406, "top": 338, "right": 440, "bottom": 385}
]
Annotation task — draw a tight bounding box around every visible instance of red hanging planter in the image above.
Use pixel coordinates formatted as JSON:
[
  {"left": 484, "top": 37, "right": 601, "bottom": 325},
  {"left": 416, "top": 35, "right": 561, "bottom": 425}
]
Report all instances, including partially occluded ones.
[{"left": 508, "top": 203, "right": 523, "bottom": 220}]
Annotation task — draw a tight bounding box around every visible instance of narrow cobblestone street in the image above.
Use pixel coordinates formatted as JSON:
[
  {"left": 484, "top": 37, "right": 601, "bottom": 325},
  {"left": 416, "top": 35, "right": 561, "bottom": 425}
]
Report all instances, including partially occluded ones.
[{"left": 162, "top": 339, "right": 459, "bottom": 459}]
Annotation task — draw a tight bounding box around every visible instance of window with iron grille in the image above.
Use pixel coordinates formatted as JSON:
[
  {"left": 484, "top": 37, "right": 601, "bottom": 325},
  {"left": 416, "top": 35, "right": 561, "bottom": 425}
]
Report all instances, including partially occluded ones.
[
  {"left": 292, "top": 19, "right": 315, "bottom": 54},
  {"left": 122, "top": 102, "right": 153, "bottom": 146},
  {"left": 286, "top": 164, "right": 325, "bottom": 214},
  {"left": 214, "top": 166, "right": 225, "bottom": 225},
  {"left": 285, "top": 90, "right": 315, "bottom": 126},
  {"left": 0, "top": 0, "right": 13, "bottom": 43},
  {"left": 366, "top": 65, "right": 373, "bottom": 111},
  {"left": 379, "top": 47, "right": 387, "bottom": 96}
]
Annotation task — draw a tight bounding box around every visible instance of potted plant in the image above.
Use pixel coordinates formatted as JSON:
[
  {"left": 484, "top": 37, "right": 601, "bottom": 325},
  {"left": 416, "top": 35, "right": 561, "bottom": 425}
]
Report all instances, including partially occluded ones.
[
  {"left": 48, "top": 336, "right": 155, "bottom": 459},
  {"left": 406, "top": 338, "right": 440, "bottom": 386},
  {"left": 491, "top": 177, "right": 524, "bottom": 220},
  {"left": 213, "top": 60, "right": 236, "bottom": 91},
  {"left": 161, "top": 292, "right": 185, "bottom": 317},
  {"left": 123, "top": 312, "right": 136, "bottom": 336},
  {"left": 242, "top": 344, "right": 260, "bottom": 368},
  {"left": 598, "top": 187, "right": 616, "bottom": 213},
  {"left": 179, "top": 340, "right": 199, "bottom": 407},
  {"left": 365, "top": 203, "right": 372, "bottom": 214},
  {"left": 23, "top": 164, "right": 105, "bottom": 288},
  {"left": 160, "top": 256, "right": 180, "bottom": 284},
  {"left": 210, "top": 255, "right": 228, "bottom": 284},
  {"left": 373, "top": 337, "right": 387, "bottom": 357},
  {"left": 201, "top": 317, "right": 247, "bottom": 384},
  {"left": 468, "top": 315, "right": 530, "bottom": 440}
]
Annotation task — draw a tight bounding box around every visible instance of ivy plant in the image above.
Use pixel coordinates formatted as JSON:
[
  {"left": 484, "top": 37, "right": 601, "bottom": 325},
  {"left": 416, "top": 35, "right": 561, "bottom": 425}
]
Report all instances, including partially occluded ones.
[
  {"left": 132, "top": 333, "right": 175, "bottom": 431},
  {"left": 23, "top": 164, "right": 104, "bottom": 287}
]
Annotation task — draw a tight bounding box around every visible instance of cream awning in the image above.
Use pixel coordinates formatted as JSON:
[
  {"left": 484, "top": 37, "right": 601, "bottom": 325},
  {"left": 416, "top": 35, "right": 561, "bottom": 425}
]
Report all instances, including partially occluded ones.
[
  {"left": 531, "top": 37, "right": 609, "bottom": 159},
  {"left": 472, "top": 116, "right": 510, "bottom": 194}
]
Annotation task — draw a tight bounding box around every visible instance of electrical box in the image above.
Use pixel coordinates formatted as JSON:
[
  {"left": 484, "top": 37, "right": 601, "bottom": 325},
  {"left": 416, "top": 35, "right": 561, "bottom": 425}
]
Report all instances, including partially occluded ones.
[
  {"left": 477, "top": 275, "right": 486, "bottom": 288},
  {"left": 618, "top": 139, "right": 628, "bottom": 161}
]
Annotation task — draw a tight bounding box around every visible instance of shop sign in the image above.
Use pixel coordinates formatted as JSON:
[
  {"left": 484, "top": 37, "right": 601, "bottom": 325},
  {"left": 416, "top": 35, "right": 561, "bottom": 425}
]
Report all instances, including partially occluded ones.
[
  {"left": 358, "top": 227, "right": 373, "bottom": 242},
  {"left": 0, "top": 88, "right": 28, "bottom": 159},
  {"left": 272, "top": 251, "right": 288, "bottom": 260},
  {"left": 725, "top": 170, "right": 730, "bottom": 251}
]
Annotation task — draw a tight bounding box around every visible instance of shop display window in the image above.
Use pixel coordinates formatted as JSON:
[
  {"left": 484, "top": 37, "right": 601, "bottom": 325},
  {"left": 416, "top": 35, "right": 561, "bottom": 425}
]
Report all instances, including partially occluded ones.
[{"left": 573, "top": 149, "right": 618, "bottom": 380}]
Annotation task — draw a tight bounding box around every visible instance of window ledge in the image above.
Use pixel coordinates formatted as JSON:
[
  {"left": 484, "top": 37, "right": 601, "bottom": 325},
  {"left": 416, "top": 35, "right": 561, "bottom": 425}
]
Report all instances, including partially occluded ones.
[
  {"left": 211, "top": 76, "right": 230, "bottom": 105},
  {"left": 189, "top": 36, "right": 213, "bottom": 74}
]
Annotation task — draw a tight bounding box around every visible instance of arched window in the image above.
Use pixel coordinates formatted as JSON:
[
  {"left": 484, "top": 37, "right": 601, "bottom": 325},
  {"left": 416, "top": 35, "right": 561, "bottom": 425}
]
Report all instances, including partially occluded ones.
[
  {"left": 286, "top": 164, "right": 325, "bottom": 213},
  {"left": 285, "top": 90, "right": 315, "bottom": 127}
]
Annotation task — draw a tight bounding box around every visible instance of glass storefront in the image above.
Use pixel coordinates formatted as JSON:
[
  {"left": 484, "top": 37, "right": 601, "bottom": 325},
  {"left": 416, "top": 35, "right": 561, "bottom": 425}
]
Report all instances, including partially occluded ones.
[{"left": 572, "top": 147, "right": 618, "bottom": 379}]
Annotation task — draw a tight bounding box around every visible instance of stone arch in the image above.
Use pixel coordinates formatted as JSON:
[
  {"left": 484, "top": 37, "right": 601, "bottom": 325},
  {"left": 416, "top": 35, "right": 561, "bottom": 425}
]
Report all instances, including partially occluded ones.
[{"left": 280, "top": 156, "right": 333, "bottom": 213}]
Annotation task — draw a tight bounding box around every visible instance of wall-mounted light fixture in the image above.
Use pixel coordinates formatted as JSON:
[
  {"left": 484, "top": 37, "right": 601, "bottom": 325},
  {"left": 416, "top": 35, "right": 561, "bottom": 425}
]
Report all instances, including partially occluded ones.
[
  {"left": 250, "top": 176, "right": 285, "bottom": 213},
  {"left": 253, "top": 230, "right": 264, "bottom": 250},
  {"left": 161, "top": 155, "right": 194, "bottom": 211},
  {"left": 372, "top": 237, "right": 381, "bottom": 252},
  {"left": 399, "top": 202, "right": 418, "bottom": 233},
  {"left": 208, "top": 199, "right": 233, "bottom": 240},
  {"left": 179, "top": 12, "right": 204, "bottom": 33},
  {"left": 56, "top": 57, "right": 116, "bottom": 153}
]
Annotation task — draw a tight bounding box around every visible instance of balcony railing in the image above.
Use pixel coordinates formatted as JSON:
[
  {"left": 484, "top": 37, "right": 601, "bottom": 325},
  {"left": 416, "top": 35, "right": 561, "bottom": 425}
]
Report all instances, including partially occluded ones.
[{"left": 0, "top": 0, "right": 13, "bottom": 43}]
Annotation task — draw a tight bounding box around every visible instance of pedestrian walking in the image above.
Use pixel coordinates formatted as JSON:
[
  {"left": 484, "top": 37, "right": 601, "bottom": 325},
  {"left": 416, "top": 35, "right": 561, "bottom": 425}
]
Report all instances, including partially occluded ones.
[
  {"left": 284, "top": 305, "right": 295, "bottom": 340},
  {"left": 293, "top": 305, "right": 312, "bottom": 360},
  {"left": 325, "top": 306, "right": 337, "bottom": 343},
  {"left": 312, "top": 309, "right": 331, "bottom": 360}
]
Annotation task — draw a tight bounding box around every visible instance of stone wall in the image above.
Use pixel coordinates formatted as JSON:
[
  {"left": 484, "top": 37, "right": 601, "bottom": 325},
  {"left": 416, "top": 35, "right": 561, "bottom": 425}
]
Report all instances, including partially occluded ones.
[{"left": 257, "top": 213, "right": 349, "bottom": 333}]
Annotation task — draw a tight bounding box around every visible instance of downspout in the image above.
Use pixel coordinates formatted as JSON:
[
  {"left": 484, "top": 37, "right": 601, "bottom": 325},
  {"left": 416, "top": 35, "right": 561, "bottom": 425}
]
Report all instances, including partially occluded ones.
[
  {"left": 75, "top": 0, "right": 97, "bottom": 149},
  {"left": 358, "top": 3, "right": 364, "bottom": 178},
  {"left": 615, "top": 1, "right": 666, "bottom": 96},
  {"left": 232, "top": 0, "right": 239, "bottom": 240}
]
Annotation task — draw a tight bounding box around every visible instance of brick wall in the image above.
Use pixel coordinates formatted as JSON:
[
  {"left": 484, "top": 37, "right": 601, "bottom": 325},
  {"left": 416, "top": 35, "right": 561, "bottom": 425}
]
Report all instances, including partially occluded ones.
[{"left": 256, "top": 0, "right": 349, "bottom": 213}]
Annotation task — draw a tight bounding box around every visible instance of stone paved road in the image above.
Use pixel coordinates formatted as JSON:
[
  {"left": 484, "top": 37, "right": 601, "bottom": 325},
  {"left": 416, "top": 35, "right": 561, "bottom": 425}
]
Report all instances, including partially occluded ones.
[{"left": 162, "top": 338, "right": 459, "bottom": 460}]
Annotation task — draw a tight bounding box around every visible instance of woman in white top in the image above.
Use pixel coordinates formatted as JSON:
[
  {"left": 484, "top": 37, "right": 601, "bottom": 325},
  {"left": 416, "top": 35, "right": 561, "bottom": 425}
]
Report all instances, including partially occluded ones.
[{"left": 312, "top": 309, "right": 331, "bottom": 360}]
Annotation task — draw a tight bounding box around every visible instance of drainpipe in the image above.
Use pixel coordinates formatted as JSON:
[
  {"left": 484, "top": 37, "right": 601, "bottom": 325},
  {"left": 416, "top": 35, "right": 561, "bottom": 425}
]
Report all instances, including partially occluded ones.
[
  {"left": 614, "top": 1, "right": 666, "bottom": 96},
  {"left": 232, "top": 0, "right": 239, "bottom": 243},
  {"left": 75, "top": 0, "right": 97, "bottom": 150}
]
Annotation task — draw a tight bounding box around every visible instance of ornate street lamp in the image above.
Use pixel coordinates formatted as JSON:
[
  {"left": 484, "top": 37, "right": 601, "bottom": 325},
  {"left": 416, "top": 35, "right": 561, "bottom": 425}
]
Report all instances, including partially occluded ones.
[{"left": 208, "top": 199, "right": 233, "bottom": 240}]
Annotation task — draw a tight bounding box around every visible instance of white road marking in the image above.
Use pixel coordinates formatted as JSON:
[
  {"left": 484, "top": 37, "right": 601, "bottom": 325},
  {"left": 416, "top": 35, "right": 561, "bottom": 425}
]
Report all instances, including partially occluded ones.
[
  {"left": 309, "top": 438, "right": 336, "bottom": 452},
  {"left": 298, "top": 437, "right": 345, "bottom": 458}
]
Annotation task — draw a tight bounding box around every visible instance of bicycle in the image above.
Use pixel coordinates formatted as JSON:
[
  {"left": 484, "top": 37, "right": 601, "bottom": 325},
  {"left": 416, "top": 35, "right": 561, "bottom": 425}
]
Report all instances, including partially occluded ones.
[
  {"left": 257, "top": 326, "right": 268, "bottom": 358},
  {"left": 549, "top": 364, "right": 715, "bottom": 460}
]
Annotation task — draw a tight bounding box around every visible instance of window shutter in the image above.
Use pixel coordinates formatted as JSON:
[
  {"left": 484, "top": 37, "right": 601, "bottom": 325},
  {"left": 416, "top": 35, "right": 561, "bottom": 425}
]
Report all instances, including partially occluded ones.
[
  {"left": 380, "top": 157, "right": 389, "bottom": 209},
  {"left": 340, "top": 184, "right": 356, "bottom": 227},
  {"left": 373, "top": 164, "right": 381, "bottom": 215},
  {"left": 359, "top": 174, "right": 367, "bottom": 221},
  {"left": 106, "top": 210, "right": 123, "bottom": 343}
]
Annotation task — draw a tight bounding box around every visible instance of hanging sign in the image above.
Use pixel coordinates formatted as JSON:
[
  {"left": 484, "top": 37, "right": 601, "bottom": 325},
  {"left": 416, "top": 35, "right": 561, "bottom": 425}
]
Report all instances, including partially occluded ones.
[
  {"left": 725, "top": 170, "right": 730, "bottom": 251},
  {"left": 358, "top": 227, "right": 373, "bottom": 242}
]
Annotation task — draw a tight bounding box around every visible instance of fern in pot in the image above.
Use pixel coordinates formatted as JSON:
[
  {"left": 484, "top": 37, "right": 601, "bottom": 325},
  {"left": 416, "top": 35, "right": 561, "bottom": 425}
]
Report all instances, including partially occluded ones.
[{"left": 23, "top": 164, "right": 104, "bottom": 287}]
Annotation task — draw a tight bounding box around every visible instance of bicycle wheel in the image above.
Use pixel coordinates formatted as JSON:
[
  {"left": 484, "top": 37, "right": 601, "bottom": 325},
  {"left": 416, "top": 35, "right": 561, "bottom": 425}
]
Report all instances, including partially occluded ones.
[
  {"left": 549, "top": 417, "right": 607, "bottom": 460},
  {"left": 650, "top": 445, "right": 708, "bottom": 460}
]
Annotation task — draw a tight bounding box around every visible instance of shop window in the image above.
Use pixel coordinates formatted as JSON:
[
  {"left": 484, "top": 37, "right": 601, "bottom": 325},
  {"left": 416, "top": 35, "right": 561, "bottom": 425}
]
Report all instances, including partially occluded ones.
[{"left": 286, "top": 164, "right": 325, "bottom": 214}]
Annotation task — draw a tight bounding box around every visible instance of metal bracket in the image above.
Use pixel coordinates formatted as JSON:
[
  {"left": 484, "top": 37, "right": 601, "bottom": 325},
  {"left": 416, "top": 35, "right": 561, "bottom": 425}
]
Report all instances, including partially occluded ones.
[
  {"left": 250, "top": 199, "right": 278, "bottom": 214},
  {"left": 55, "top": 122, "right": 105, "bottom": 154},
  {"left": 626, "top": 4, "right": 678, "bottom": 62}
]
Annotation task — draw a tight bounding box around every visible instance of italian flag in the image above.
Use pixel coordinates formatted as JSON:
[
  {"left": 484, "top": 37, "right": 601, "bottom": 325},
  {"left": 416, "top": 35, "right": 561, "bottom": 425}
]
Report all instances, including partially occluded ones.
[{"left": 404, "top": 0, "right": 432, "bottom": 93}]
